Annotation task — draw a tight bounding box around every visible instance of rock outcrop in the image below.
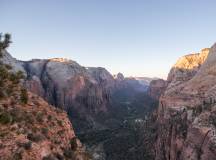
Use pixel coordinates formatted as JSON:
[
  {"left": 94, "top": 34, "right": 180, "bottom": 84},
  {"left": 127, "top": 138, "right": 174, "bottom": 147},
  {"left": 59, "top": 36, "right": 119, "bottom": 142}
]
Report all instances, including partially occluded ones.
[
  {"left": 0, "top": 50, "right": 26, "bottom": 73},
  {"left": 0, "top": 51, "right": 91, "bottom": 160},
  {"left": 167, "top": 48, "right": 209, "bottom": 89},
  {"left": 0, "top": 93, "right": 91, "bottom": 160},
  {"left": 155, "top": 46, "right": 216, "bottom": 160},
  {"left": 1, "top": 48, "right": 159, "bottom": 160},
  {"left": 23, "top": 59, "right": 114, "bottom": 132},
  {"left": 147, "top": 79, "right": 167, "bottom": 100}
]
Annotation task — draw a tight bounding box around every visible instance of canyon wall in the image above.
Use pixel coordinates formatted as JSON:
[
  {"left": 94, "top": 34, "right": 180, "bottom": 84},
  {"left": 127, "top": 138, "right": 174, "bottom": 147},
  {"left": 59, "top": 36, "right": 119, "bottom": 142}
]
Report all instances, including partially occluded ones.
[
  {"left": 0, "top": 50, "right": 91, "bottom": 160},
  {"left": 155, "top": 46, "right": 216, "bottom": 160}
]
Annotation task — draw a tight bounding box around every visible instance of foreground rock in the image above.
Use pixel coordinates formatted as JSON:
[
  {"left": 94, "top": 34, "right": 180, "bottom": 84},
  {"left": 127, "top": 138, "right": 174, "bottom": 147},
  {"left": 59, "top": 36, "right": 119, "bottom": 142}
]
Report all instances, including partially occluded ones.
[
  {"left": 155, "top": 46, "right": 216, "bottom": 160},
  {"left": 0, "top": 93, "right": 91, "bottom": 160},
  {"left": 0, "top": 50, "right": 91, "bottom": 160}
]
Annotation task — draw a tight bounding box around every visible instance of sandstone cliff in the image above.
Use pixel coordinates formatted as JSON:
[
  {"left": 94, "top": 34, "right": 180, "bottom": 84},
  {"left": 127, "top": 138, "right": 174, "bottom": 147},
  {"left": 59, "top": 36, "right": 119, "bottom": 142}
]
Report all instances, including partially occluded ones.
[
  {"left": 147, "top": 79, "right": 167, "bottom": 100},
  {"left": 1, "top": 48, "right": 158, "bottom": 160},
  {"left": 167, "top": 48, "right": 209, "bottom": 90},
  {"left": 22, "top": 59, "right": 114, "bottom": 133},
  {"left": 0, "top": 51, "right": 91, "bottom": 160},
  {"left": 155, "top": 46, "right": 216, "bottom": 160}
]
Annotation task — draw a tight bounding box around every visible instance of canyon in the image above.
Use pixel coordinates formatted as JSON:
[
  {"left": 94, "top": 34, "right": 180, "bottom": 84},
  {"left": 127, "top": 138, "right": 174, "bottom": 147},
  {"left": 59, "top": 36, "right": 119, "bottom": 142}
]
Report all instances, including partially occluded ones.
[
  {"left": 0, "top": 50, "right": 91, "bottom": 160},
  {"left": 155, "top": 46, "right": 216, "bottom": 160},
  {"left": 1, "top": 48, "right": 157, "bottom": 159},
  {"left": 1, "top": 38, "right": 216, "bottom": 160}
]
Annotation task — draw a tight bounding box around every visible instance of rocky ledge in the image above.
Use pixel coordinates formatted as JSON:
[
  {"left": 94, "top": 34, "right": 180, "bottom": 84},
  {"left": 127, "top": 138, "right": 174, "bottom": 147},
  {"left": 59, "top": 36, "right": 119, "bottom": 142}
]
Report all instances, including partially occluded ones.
[{"left": 155, "top": 45, "right": 216, "bottom": 160}]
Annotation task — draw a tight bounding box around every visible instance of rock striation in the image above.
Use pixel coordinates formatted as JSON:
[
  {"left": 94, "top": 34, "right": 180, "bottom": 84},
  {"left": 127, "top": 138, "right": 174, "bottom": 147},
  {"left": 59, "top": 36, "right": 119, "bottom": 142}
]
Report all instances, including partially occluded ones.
[
  {"left": 0, "top": 50, "right": 91, "bottom": 160},
  {"left": 22, "top": 59, "right": 115, "bottom": 132},
  {"left": 155, "top": 46, "right": 216, "bottom": 160},
  {"left": 147, "top": 79, "right": 167, "bottom": 100},
  {"left": 167, "top": 48, "right": 209, "bottom": 89},
  {"left": 1, "top": 48, "right": 159, "bottom": 160}
]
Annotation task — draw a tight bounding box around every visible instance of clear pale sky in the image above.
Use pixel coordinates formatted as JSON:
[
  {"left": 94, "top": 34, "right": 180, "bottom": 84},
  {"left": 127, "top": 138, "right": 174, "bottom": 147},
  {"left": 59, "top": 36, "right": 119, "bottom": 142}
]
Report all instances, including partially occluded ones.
[{"left": 1, "top": 0, "right": 216, "bottom": 78}]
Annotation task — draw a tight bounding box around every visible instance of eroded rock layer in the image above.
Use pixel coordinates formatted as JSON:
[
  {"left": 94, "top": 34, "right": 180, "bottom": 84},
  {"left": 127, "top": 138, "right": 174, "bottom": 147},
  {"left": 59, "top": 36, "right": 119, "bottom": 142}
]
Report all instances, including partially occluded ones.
[
  {"left": 0, "top": 50, "right": 91, "bottom": 160},
  {"left": 155, "top": 46, "right": 216, "bottom": 160}
]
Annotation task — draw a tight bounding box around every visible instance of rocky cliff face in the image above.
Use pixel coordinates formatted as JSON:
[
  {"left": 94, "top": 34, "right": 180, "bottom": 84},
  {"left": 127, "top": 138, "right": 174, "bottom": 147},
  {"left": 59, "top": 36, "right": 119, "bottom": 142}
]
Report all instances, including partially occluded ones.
[
  {"left": 22, "top": 58, "right": 152, "bottom": 134},
  {"left": 1, "top": 49, "right": 159, "bottom": 160},
  {"left": 0, "top": 51, "right": 91, "bottom": 160},
  {"left": 167, "top": 48, "right": 209, "bottom": 89},
  {"left": 0, "top": 93, "right": 91, "bottom": 160},
  {"left": 0, "top": 50, "right": 26, "bottom": 73},
  {"left": 147, "top": 79, "right": 167, "bottom": 100},
  {"left": 22, "top": 59, "right": 115, "bottom": 133},
  {"left": 155, "top": 46, "right": 216, "bottom": 160}
]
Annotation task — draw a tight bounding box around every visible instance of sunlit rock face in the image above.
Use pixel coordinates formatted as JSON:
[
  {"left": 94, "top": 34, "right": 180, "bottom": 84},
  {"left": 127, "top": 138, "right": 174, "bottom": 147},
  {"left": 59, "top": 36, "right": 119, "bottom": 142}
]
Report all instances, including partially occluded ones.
[
  {"left": 167, "top": 48, "right": 209, "bottom": 89},
  {"left": 155, "top": 45, "right": 216, "bottom": 160},
  {"left": 0, "top": 50, "right": 90, "bottom": 160},
  {"left": 23, "top": 59, "right": 114, "bottom": 132}
]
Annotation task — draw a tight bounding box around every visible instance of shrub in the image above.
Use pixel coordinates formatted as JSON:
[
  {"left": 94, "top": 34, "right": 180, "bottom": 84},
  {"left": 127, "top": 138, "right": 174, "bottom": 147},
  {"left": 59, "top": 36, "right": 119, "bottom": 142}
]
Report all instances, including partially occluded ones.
[
  {"left": 20, "top": 88, "right": 28, "bottom": 104},
  {"left": 57, "top": 129, "right": 65, "bottom": 136},
  {"left": 0, "top": 33, "right": 12, "bottom": 50},
  {"left": 0, "top": 131, "right": 8, "bottom": 137},
  {"left": 0, "top": 112, "right": 12, "bottom": 124},
  {"left": 54, "top": 153, "right": 64, "bottom": 160},
  {"left": 63, "top": 148, "right": 73, "bottom": 158},
  {"left": 16, "top": 71, "right": 25, "bottom": 79},
  {"left": 209, "top": 142, "right": 216, "bottom": 152},
  {"left": 70, "top": 137, "right": 78, "bottom": 151},
  {"left": 25, "top": 113, "right": 34, "bottom": 124},
  {"left": 0, "top": 90, "right": 5, "bottom": 99},
  {"left": 36, "top": 112, "right": 44, "bottom": 122},
  {"left": 27, "top": 133, "right": 43, "bottom": 142},
  {"left": 6, "top": 84, "right": 14, "bottom": 95},
  {"left": 42, "top": 154, "right": 57, "bottom": 160},
  {"left": 10, "top": 108, "right": 23, "bottom": 123},
  {"left": 47, "top": 115, "right": 52, "bottom": 121},
  {"left": 0, "top": 66, "right": 9, "bottom": 80},
  {"left": 57, "top": 120, "right": 63, "bottom": 126},
  {"left": 9, "top": 73, "right": 20, "bottom": 84},
  {"left": 209, "top": 114, "right": 216, "bottom": 127},
  {"left": 41, "top": 128, "right": 49, "bottom": 136},
  {"left": 4, "top": 64, "right": 12, "bottom": 70},
  {"left": 23, "top": 141, "right": 32, "bottom": 150},
  {"left": 13, "top": 151, "right": 22, "bottom": 160},
  {"left": 17, "top": 141, "right": 32, "bottom": 150}
]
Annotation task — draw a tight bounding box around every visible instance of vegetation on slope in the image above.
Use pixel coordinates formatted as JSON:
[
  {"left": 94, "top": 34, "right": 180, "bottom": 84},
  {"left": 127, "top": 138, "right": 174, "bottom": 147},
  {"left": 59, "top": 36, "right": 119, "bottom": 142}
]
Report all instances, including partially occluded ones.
[{"left": 0, "top": 33, "right": 92, "bottom": 160}]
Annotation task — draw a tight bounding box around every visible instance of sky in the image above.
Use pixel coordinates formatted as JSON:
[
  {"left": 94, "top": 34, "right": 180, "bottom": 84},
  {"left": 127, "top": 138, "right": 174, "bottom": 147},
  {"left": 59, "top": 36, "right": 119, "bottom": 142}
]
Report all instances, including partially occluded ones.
[{"left": 1, "top": 0, "right": 216, "bottom": 78}]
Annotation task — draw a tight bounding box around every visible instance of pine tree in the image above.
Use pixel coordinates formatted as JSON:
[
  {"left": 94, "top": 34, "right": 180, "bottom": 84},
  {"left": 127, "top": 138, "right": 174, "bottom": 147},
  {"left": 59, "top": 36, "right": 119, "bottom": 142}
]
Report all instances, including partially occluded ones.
[{"left": 0, "top": 33, "right": 12, "bottom": 56}]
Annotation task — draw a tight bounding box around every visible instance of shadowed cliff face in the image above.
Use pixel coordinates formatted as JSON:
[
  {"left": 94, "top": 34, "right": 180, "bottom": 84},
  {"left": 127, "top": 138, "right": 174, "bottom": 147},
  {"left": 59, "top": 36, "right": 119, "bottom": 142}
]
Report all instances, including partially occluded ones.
[
  {"left": 22, "top": 58, "right": 155, "bottom": 135},
  {"left": 22, "top": 59, "right": 114, "bottom": 133},
  {"left": 1, "top": 49, "right": 160, "bottom": 160},
  {"left": 0, "top": 50, "right": 91, "bottom": 160},
  {"left": 155, "top": 46, "right": 216, "bottom": 160},
  {"left": 21, "top": 58, "right": 157, "bottom": 160},
  {"left": 147, "top": 79, "right": 168, "bottom": 100}
]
